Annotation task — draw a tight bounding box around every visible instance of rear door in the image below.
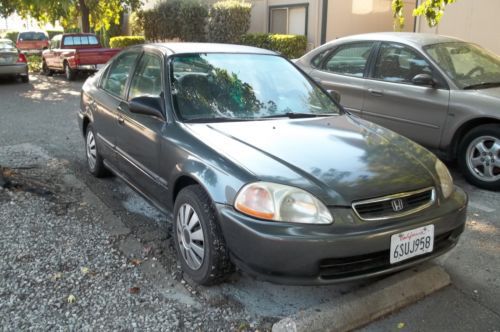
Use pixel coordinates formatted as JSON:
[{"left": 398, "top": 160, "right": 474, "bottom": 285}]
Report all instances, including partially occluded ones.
[
  {"left": 92, "top": 50, "right": 142, "bottom": 168},
  {"left": 308, "top": 41, "right": 376, "bottom": 116},
  {"left": 114, "top": 51, "right": 168, "bottom": 205},
  {"left": 362, "top": 42, "right": 450, "bottom": 148}
]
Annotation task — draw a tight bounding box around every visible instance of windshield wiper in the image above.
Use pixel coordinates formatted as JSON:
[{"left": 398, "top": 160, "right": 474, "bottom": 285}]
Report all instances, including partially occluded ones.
[
  {"left": 463, "top": 82, "right": 500, "bottom": 90},
  {"left": 261, "top": 112, "right": 335, "bottom": 119},
  {"left": 184, "top": 117, "right": 253, "bottom": 123}
]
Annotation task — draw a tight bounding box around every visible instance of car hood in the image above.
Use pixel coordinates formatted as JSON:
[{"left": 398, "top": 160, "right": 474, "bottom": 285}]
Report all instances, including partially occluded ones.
[
  {"left": 472, "top": 86, "right": 500, "bottom": 100},
  {"left": 184, "top": 115, "right": 438, "bottom": 206}
]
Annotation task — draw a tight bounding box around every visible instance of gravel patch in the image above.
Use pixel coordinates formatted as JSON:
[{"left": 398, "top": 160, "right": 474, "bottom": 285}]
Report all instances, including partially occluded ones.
[{"left": 0, "top": 147, "right": 258, "bottom": 331}]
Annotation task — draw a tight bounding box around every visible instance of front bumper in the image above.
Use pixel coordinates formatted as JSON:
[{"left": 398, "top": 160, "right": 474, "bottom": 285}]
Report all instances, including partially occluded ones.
[
  {"left": 217, "top": 187, "right": 467, "bottom": 285},
  {"left": 0, "top": 63, "right": 28, "bottom": 76}
]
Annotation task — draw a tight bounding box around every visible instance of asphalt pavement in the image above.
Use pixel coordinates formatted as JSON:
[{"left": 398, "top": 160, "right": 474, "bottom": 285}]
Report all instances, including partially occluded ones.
[{"left": 0, "top": 74, "right": 499, "bottom": 331}]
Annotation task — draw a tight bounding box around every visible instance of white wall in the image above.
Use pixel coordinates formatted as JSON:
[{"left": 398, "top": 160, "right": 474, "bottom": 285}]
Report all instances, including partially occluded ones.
[
  {"left": 417, "top": 0, "right": 500, "bottom": 54},
  {"left": 326, "top": 0, "right": 416, "bottom": 42}
]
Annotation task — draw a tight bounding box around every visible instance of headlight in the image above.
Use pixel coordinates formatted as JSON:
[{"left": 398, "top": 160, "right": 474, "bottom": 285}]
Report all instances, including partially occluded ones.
[
  {"left": 234, "top": 182, "right": 333, "bottom": 224},
  {"left": 435, "top": 159, "right": 454, "bottom": 199}
]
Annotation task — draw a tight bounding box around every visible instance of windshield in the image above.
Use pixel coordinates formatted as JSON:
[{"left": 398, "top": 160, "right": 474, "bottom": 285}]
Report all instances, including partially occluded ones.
[
  {"left": 171, "top": 53, "right": 340, "bottom": 122},
  {"left": 425, "top": 42, "right": 500, "bottom": 89}
]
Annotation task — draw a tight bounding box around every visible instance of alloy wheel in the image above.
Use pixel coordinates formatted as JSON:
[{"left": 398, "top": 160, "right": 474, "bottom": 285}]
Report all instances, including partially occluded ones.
[
  {"left": 86, "top": 130, "right": 97, "bottom": 171},
  {"left": 466, "top": 135, "right": 500, "bottom": 182},
  {"left": 176, "top": 203, "right": 205, "bottom": 270}
]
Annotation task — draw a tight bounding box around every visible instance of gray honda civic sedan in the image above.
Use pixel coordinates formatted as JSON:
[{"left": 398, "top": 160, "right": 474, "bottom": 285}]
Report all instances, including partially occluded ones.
[{"left": 78, "top": 43, "right": 467, "bottom": 285}]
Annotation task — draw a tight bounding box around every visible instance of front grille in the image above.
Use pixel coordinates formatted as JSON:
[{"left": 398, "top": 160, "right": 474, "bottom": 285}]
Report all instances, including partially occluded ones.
[
  {"left": 319, "top": 225, "right": 464, "bottom": 280},
  {"left": 352, "top": 187, "right": 435, "bottom": 221}
]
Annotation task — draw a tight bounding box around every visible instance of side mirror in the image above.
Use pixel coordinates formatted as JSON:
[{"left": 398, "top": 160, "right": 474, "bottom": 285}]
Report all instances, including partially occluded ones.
[
  {"left": 327, "top": 89, "right": 341, "bottom": 103},
  {"left": 129, "top": 96, "right": 164, "bottom": 119},
  {"left": 411, "top": 73, "right": 436, "bottom": 87}
]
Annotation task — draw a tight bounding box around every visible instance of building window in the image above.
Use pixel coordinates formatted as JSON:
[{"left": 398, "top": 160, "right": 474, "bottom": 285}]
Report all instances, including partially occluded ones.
[{"left": 269, "top": 5, "right": 308, "bottom": 35}]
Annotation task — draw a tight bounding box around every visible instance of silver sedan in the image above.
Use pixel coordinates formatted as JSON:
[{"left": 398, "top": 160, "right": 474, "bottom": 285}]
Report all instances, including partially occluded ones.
[
  {"left": 296, "top": 32, "right": 500, "bottom": 190},
  {"left": 0, "top": 38, "right": 29, "bottom": 83}
]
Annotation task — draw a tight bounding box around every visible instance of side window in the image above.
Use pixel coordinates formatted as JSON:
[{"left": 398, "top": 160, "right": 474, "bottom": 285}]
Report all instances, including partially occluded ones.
[
  {"left": 322, "top": 42, "right": 374, "bottom": 77},
  {"left": 102, "top": 51, "right": 140, "bottom": 98},
  {"left": 373, "top": 43, "right": 433, "bottom": 84},
  {"left": 128, "top": 53, "right": 163, "bottom": 100}
]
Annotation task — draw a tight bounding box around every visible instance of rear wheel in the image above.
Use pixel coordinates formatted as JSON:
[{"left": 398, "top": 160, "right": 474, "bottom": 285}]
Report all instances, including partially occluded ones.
[
  {"left": 459, "top": 124, "right": 500, "bottom": 190},
  {"left": 20, "top": 75, "right": 29, "bottom": 83},
  {"left": 64, "top": 62, "right": 76, "bottom": 81},
  {"left": 173, "top": 185, "right": 233, "bottom": 285},
  {"left": 85, "top": 124, "right": 107, "bottom": 177}
]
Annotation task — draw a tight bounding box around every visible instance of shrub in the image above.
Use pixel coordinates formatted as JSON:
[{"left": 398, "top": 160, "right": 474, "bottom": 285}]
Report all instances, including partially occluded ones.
[
  {"left": 129, "top": 12, "right": 144, "bottom": 36},
  {"left": 140, "top": 0, "right": 208, "bottom": 42},
  {"left": 46, "top": 30, "right": 64, "bottom": 40},
  {"left": 240, "top": 33, "right": 308, "bottom": 59},
  {"left": 4, "top": 31, "right": 18, "bottom": 43},
  {"left": 26, "top": 54, "right": 42, "bottom": 73},
  {"left": 109, "top": 36, "right": 146, "bottom": 48},
  {"left": 208, "top": 0, "right": 251, "bottom": 43}
]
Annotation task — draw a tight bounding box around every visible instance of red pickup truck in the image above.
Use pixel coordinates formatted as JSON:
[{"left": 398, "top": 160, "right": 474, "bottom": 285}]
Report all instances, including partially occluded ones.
[{"left": 42, "top": 33, "right": 121, "bottom": 81}]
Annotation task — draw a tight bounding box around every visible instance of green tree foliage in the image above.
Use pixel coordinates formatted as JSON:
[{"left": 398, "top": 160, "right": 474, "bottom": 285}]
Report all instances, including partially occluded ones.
[
  {"left": 139, "top": 0, "right": 208, "bottom": 42},
  {"left": 0, "top": 0, "right": 17, "bottom": 18},
  {"left": 392, "top": 0, "right": 457, "bottom": 30},
  {"left": 9, "top": 0, "right": 140, "bottom": 33},
  {"left": 207, "top": 1, "right": 252, "bottom": 43}
]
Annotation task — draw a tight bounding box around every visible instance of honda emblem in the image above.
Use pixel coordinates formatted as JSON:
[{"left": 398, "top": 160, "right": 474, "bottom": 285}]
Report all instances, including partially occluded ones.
[{"left": 391, "top": 199, "right": 405, "bottom": 212}]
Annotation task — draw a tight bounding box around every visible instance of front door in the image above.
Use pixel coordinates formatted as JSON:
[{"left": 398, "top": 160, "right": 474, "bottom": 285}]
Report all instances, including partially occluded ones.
[
  {"left": 115, "top": 52, "right": 168, "bottom": 207},
  {"left": 362, "top": 42, "right": 450, "bottom": 149}
]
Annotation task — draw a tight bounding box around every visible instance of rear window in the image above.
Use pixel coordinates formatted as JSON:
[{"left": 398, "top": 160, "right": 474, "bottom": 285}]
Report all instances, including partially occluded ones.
[
  {"left": 18, "top": 32, "right": 48, "bottom": 41},
  {"left": 63, "top": 35, "right": 99, "bottom": 46},
  {"left": 0, "top": 40, "right": 15, "bottom": 50}
]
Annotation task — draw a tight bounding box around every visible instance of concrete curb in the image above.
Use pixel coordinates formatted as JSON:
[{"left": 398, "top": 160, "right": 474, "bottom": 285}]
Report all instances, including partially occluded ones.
[{"left": 272, "top": 263, "right": 451, "bottom": 332}]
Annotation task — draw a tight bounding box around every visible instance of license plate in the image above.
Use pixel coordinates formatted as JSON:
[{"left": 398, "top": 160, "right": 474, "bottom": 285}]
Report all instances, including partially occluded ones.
[{"left": 390, "top": 225, "right": 434, "bottom": 264}]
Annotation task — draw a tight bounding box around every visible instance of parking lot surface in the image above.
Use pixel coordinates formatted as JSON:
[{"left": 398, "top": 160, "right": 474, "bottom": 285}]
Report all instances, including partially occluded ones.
[{"left": 1, "top": 75, "right": 499, "bottom": 331}]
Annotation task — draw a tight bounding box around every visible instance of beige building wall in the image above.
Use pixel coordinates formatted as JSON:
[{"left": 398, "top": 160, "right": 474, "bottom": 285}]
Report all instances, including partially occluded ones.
[
  {"left": 416, "top": 0, "right": 500, "bottom": 54},
  {"left": 325, "top": 0, "right": 416, "bottom": 42}
]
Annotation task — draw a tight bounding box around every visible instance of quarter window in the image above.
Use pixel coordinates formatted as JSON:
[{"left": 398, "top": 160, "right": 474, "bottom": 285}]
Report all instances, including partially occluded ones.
[
  {"left": 322, "top": 42, "right": 374, "bottom": 77},
  {"left": 129, "top": 53, "right": 163, "bottom": 100},
  {"left": 373, "top": 43, "right": 433, "bottom": 84},
  {"left": 102, "top": 52, "right": 140, "bottom": 98}
]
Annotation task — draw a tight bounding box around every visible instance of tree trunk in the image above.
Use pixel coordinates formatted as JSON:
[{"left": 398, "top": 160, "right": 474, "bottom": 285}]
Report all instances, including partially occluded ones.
[{"left": 79, "top": 0, "right": 90, "bottom": 32}]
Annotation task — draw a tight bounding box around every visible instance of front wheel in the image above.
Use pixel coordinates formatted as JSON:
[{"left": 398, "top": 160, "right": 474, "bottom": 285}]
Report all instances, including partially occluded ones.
[
  {"left": 173, "top": 185, "right": 233, "bottom": 285},
  {"left": 458, "top": 124, "right": 500, "bottom": 190},
  {"left": 64, "top": 62, "right": 76, "bottom": 81},
  {"left": 42, "top": 60, "right": 53, "bottom": 76}
]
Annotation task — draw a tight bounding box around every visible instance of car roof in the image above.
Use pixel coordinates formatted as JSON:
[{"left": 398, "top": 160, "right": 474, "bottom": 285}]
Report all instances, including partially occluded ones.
[
  {"left": 332, "top": 32, "right": 464, "bottom": 47},
  {"left": 0, "top": 38, "right": 13, "bottom": 43},
  {"left": 149, "top": 42, "right": 278, "bottom": 55}
]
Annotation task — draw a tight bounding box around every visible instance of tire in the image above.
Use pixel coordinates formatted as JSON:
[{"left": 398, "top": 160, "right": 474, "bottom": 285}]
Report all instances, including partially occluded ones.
[
  {"left": 458, "top": 124, "right": 500, "bottom": 190},
  {"left": 42, "top": 60, "right": 53, "bottom": 76},
  {"left": 64, "top": 62, "right": 76, "bottom": 81},
  {"left": 20, "top": 75, "right": 29, "bottom": 83},
  {"left": 85, "top": 124, "right": 107, "bottom": 177},
  {"left": 173, "top": 185, "right": 233, "bottom": 285}
]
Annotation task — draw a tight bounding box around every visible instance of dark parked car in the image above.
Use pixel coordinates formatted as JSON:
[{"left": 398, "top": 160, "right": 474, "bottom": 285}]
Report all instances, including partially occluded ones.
[
  {"left": 295, "top": 33, "right": 500, "bottom": 190},
  {"left": 78, "top": 43, "right": 467, "bottom": 285},
  {"left": 0, "top": 38, "right": 29, "bottom": 82}
]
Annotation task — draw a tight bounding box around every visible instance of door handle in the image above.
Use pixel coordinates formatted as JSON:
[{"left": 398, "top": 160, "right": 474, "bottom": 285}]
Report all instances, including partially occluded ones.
[
  {"left": 368, "top": 89, "right": 384, "bottom": 97},
  {"left": 117, "top": 116, "right": 125, "bottom": 125}
]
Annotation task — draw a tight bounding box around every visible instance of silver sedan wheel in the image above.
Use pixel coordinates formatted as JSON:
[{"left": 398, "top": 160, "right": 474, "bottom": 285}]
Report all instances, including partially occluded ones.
[
  {"left": 176, "top": 203, "right": 205, "bottom": 270},
  {"left": 86, "top": 130, "right": 97, "bottom": 171},
  {"left": 466, "top": 135, "right": 500, "bottom": 182}
]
